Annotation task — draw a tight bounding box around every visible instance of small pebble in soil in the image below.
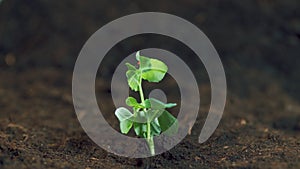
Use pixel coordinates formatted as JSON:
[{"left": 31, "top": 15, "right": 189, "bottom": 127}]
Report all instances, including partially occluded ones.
[{"left": 240, "top": 119, "right": 247, "bottom": 125}]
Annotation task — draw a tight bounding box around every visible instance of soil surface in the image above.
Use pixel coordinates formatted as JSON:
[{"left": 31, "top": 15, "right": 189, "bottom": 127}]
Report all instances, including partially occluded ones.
[{"left": 0, "top": 0, "right": 300, "bottom": 169}]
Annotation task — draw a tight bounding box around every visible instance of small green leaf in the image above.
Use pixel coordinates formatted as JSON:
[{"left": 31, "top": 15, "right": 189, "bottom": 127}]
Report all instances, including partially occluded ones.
[
  {"left": 125, "top": 63, "right": 141, "bottom": 91},
  {"left": 134, "top": 111, "right": 147, "bottom": 123},
  {"left": 150, "top": 119, "right": 161, "bottom": 136},
  {"left": 120, "top": 120, "right": 133, "bottom": 134},
  {"left": 149, "top": 98, "right": 165, "bottom": 109},
  {"left": 125, "top": 97, "right": 152, "bottom": 109},
  {"left": 143, "top": 99, "right": 151, "bottom": 108},
  {"left": 115, "top": 107, "right": 134, "bottom": 134},
  {"left": 149, "top": 98, "right": 177, "bottom": 109},
  {"left": 133, "top": 122, "right": 147, "bottom": 138},
  {"left": 126, "top": 97, "right": 143, "bottom": 108},
  {"left": 139, "top": 56, "right": 168, "bottom": 82},
  {"left": 158, "top": 110, "right": 178, "bottom": 136},
  {"left": 164, "top": 103, "right": 177, "bottom": 108},
  {"left": 133, "top": 120, "right": 161, "bottom": 137},
  {"left": 146, "top": 109, "right": 164, "bottom": 122},
  {"left": 126, "top": 97, "right": 138, "bottom": 106},
  {"left": 115, "top": 107, "right": 133, "bottom": 122}
]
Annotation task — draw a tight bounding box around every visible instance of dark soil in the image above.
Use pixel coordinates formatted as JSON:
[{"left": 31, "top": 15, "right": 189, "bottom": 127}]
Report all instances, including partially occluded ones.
[{"left": 0, "top": 0, "right": 300, "bottom": 169}]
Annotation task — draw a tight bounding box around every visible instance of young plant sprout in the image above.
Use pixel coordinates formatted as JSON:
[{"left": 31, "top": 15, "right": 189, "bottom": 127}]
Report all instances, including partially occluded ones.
[{"left": 114, "top": 51, "right": 178, "bottom": 156}]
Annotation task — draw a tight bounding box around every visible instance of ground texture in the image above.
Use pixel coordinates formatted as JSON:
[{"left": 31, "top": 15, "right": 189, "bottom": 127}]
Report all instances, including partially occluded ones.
[{"left": 0, "top": 0, "right": 299, "bottom": 168}]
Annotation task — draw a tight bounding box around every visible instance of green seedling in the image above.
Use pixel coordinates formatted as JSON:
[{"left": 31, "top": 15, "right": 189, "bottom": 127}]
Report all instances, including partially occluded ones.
[{"left": 114, "top": 51, "right": 178, "bottom": 156}]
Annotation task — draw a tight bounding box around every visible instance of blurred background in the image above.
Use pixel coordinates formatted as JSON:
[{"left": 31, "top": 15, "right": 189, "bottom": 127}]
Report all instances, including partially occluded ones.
[{"left": 0, "top": 0, "right": 299, "bottom": 168}]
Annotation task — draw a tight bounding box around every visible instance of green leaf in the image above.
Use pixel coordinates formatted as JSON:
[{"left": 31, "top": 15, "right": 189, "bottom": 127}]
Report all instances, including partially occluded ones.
[
  {"left": 126, "top": 97, "right": 138, "bottom": 106},
  {"left": 150, "top": 119, "right": 161, "bottom": 136},
  {"left": 134, "top": 110, "right": 147, "bottom": 123},
  {"left": 126, "top": 97, "right": 138, "bottom": 107},
  {"left": 133, "top": 120, "right": 161, "bottom": 137},
  {"left": 164, "top": 103, "right": 177, "bottom": 108},
  {"left": 120, "top": 120, "right": 133, "bottom": 134},
  {"left": 138, "top": 56, "right": 168, "bottom": 82},
  {"left": 115, "top": 107, "right": 134, "bottom": 134},
  {"left": 125, "top": 97, "right": 152, "bottom": 109},
  {"left": 133, "top": 122, "right": 147, "bottom": 138},
  {"left": 143, "top": 99, "right": 151, "bottom": 108},
  {"left": 149, "top": 98, "right": 177, "bottom": 109},
  {"left": 158, "top": 110, "right": 178, "bottom": 136},
  {"left": 146, "top": 109, "right": 164, "bottom": 122},
  {"left": 149, "top": 98, "right": 165, "bottom": 109},
  {"left": 134, "top": 108, "right": 164, "bottom": 124},
  {"left": 126, "top": 97, "right": 143, "bottom": 108},
  {"left": 115, "top": 107, "right": 133, "bottom": 121},
  {"left": 125, "top": 63, "right": 141, "bottom": 91}
]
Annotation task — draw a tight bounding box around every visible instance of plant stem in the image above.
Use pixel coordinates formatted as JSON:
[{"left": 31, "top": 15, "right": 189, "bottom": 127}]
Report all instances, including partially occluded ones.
[
  {"left": 147, "top": 135, "right": 155, "bottom": 156},
  {"left": 138, "top": 75, "right": 155, "bottom": 155},
  {"left": 138, "top": 82, "right": 145, "bottom": 105}
]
